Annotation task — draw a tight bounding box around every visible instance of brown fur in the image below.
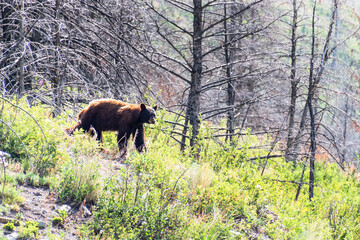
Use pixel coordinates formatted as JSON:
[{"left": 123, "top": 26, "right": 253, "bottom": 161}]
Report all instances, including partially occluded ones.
[{"left": 65, "top": 99, "right": 157, "bottom": 155}]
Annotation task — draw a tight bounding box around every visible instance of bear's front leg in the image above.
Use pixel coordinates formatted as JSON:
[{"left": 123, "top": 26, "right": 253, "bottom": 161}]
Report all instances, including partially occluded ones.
[
  {"left": 117, "top": 132, "right": 128, "bottom": 160},
  {"left": 134, "top": 124, "right": 146, "bottom": 153}
]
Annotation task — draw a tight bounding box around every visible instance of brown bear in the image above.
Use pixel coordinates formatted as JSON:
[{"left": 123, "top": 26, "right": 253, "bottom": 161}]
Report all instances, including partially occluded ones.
[{"left": 65, "top": 99, "right": 157, "bottom": 155}]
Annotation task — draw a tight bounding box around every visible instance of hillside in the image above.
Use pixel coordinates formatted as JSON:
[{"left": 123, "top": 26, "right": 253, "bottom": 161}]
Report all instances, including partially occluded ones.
[{"left": 0, "top": 99, "right": 360, "bottom": 239}]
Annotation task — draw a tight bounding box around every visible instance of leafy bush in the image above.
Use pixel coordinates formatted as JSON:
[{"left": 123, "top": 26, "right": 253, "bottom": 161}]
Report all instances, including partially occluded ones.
[
  {"left": 2, "top": 98, "right": 360, "bottom": 239},
  {"left": 0, "top": 184, "right": 23, "bottom": 205},
  {"left": 57, "top": 209, "right": 69, "bottom": 218},
  {"left": 52, "top": 209, "right": 68, "bottom": 227},
  {"left": 0, "top": 97, "right": 64, "bottom": 176},
  {"left": 3, "top": 222, "right": 15, "bottom": 231},
  {"left": 52, "top": 217, "right": 63, "bottom": 226},
  {"left": 89, "top": 173, "right": 190, "bottom": 239},
  {"left": 18, "top": 221, "right": 39, "bottom": 239},
  {"left": 57, "top": 156, "right": 101, "bottom": 203}
]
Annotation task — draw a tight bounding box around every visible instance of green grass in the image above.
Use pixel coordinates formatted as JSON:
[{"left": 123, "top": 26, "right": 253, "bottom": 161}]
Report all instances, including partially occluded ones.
[{"left": 1, "top": 97, "right": 360, "bottom": 239}]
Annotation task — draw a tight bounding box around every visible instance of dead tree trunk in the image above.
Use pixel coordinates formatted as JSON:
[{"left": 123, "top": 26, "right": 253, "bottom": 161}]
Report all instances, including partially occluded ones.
[
  {"left": 341, "top": 92, "right": 348, "bottom": 166},
  {"left": 224, "top": 2, "right": 236, "bottom": 144},
  {"left": 2, "top": 1, "right": 17, "bottom": 94},
  {"left": 52, "top": 0, "right": 62, "bottom": 116},
  {"left": 18, "top": 0, "right": 24, "bottom": 96},
  {"left": 183, "top": 0, "right": 203, "bottom": 151},
  {"left": 307, "top": 1, "right": 317, "bottom": 201},
  {"left": 289, "top": 0, "right": 338, "bottom": 170},
  {"left": 285, "top": 0, "right": 298, "bottom": 164}
]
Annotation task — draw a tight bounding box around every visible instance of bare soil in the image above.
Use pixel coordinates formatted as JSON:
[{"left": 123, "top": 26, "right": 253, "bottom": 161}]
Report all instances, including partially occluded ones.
[{"left": 1, "top": 154, "right": 127, "bottom": 240}]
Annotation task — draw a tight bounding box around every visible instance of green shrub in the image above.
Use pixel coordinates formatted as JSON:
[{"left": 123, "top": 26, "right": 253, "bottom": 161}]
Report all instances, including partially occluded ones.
[
  {"left": 15, "top": 173, "right": 26, "bottom": 184},
  {"left": 26, "top": 172, "right": 40, "bottom": 187},
  {"left": 57, "top": 157, "right": 101, "bottom": 203},
  {"left": 3, "top": 222, "right": 15, "bottom": 231},
  {"left": 52, "top": 217, "right": 63, "bottom": 226},
  {"left": 0, "top": 97, "right": 62, "bottom": 176},
  {"left": 0, "top": 184, "right": 23, "bottom": 205},
  {"left": 18, "top": 221, "right": 39, "bottom": 239},
  {"left": 3, "top": 98, "right": 360, "bottom": 239},
  {"left": 57, "top": 209, "right": 69, "bottom": 219},
  {"left": 90, "top": 174, "right": 190, "bottom": 239}
]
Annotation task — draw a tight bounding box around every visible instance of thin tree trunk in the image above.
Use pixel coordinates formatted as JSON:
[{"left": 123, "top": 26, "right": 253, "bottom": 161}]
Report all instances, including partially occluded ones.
[
  {"left": 330, "top": 0, "right": 338, "bottom": 68},
  {"left": 285, "top": 0, "right": 298, "bottom": 164},
  {"left": 224, "top": 2, "right": 236, "bottom": 144},
  {"left": 290, "top": 0, "right": 338, "bottom": 167},
  {"left": 308, "top": 1, "right": 317, "bottom": 201},
  {"left": 295, "top": 162, "right": 306, "bottom": 201},
  {"left": 180, "top": 117, "right": 189, "bottom": 151},
  {"left": 185, "top": 0, "right": 202, "bottom": 152},
  {"left": 2, "top": 1, "right": 16, "bottom": 94},
  {"left": 18, "top": 0, "right": 24, "bottom": 96},
  {"left": 341, "top": 93, "right": 348, "bottom": 166},
  {"left": 53, "top": 0, "right": 62, "bottom": 116}
]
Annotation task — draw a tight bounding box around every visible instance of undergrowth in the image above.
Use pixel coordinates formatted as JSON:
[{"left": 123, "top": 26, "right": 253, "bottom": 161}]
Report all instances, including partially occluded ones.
[{"left": 1, "top": 97, "right": 360, "bottom": 239}]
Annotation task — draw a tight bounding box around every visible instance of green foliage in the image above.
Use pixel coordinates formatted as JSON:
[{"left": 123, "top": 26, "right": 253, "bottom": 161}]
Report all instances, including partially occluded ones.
[
  {"left": 89, "top": 172, "right": 190, "bottom": 239},
  {"left": 80, "top": 111, "right": 360, "bottom": 239},
  {"left": 18, "top": 221, "right": 39, "bottom": 239},
  {"left": 52, "top": 217, "right": 63, "bottom": 226},
  {"left": 3, "top": 222, "right": 15, "bottom": 231},
  {"left": 0, "top": 97, "right": 64, "bottom": 176},
  {"left": 51, "top": 209, "right": 68, "bottom": 227},
  {"left": 2, "top": 98, "right": 360, "bottom": 239},
  {"left": 57, "top": 156, "right": 101, "bottom": 203},
  {"left": 25, "top": 172, "right": 40, "bottom": 187},
  {"left": 13, "top": 172, "right": 55, "bottom": 188},
  {"left": 57, "top": 209, "right": 69, "bottom": 219},
  {"left": 0, "top": 184, "right": 23, "bottom": 206}
]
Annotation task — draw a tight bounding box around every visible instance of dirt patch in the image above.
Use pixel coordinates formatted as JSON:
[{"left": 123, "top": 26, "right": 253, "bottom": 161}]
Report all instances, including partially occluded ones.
[
  {"left": 1, "top": 184, "right": 86, "bottom": 239},
  {"left": 0, "top": 155, "right": 129, "bottom": 239}
]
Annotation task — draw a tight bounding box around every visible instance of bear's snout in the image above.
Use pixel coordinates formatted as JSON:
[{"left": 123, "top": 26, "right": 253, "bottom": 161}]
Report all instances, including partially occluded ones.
[{"left": 149, "top": 118, "right": 156, "bottom": 124}]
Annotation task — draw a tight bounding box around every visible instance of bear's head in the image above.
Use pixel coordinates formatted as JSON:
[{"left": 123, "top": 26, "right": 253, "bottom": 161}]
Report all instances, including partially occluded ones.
[{"left": 139, "top": 103, "right": 157, "bottom": 124}]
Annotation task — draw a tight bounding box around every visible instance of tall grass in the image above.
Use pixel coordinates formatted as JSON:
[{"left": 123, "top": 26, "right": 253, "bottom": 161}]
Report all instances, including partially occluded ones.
[{"left": 1, "top": 98, "right": 360, "bottom": 239}]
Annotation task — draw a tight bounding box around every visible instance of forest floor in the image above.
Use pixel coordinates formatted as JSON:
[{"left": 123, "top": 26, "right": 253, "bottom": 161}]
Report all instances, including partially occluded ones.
[{"left": 0, "top": 152, "right": 126, "bottom": 240}]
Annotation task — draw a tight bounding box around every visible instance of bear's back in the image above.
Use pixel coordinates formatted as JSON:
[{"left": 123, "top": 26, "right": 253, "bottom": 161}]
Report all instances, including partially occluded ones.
[{"left": 81, "top": 99, "right": 141, "bottom": 131}]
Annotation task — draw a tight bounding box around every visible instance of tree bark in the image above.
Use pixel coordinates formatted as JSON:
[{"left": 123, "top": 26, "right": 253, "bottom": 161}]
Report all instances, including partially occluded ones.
[
  {"left": 52, "top": 0, "right": 62, "bottom": 116},
  {"left": 308, "top": 1, "right": 317, "bottom": 201},
  {"left": 2, "top": 1, "right": 16, "bottom": 94},
  {"left": 185, "top": 0, "right": 203, "bottom": 151},
  {"left": 224, "top": 2, "right": 236, "bottom": 144},
  {"left": 290, "top": 0, "right": 338, "bottom": 169},
  {"left": 18, "top": 0, "right": 24, "bottom": 96},
  {"left": 285, "top": 0, "right": 298, "bottom": 164},
  {"left": 341, "top": 93, "right": 348, "bottom": 166}
]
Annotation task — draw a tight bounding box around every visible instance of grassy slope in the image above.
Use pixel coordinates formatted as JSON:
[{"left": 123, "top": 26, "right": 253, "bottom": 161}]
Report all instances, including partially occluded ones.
[{"left": 1, "top": 98, "right": 360, "bottom": 239}]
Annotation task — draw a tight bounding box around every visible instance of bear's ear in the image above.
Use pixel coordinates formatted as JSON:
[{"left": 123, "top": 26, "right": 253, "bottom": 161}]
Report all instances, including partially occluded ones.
[
  {"left": 140, "top": 103, "right": 146, "bottom": 111},
  {"left": 153, "top": 105, "right": 158, "bottom": 111}
]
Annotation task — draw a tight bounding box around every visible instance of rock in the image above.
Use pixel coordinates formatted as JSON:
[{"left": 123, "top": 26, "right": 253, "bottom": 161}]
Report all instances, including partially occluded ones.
[
  {"left": 0, "top": 151, "right": 11, "bottom": 158},
  {"left": 0, "top": 216, "right": 16, "bottom": 223},
  {"left": 82, "top": 206, "right": 92, "bottom": 217},
  {"left": 56, "top": 204, "right": 71, "bottom": 212},
  {"left": 229, "top": 230, "right": 241, "bottom": 236},
  {"left": 3, "top": 231, "right": 12, "bottom": 235},
  {"left": 37, "top": 221, "right": 47, "bottom": 229},
  {"left": 7, "top": 232, "right": 19, "bottom": 240}
]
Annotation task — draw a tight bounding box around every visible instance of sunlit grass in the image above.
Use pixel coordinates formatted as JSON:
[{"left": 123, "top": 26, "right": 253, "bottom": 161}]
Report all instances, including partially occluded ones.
[{"left": 1, "top": 97, "right": 360, "bottom": 239}]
